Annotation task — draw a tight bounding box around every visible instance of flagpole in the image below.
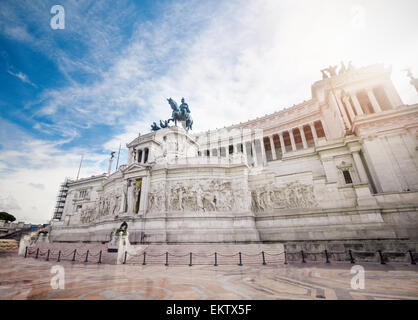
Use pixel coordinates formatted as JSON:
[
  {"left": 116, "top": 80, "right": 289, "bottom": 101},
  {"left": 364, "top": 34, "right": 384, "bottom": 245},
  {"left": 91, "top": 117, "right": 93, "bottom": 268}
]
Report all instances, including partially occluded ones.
[{"left": 76, "top": 155, "right": 83, "bottom": 180}]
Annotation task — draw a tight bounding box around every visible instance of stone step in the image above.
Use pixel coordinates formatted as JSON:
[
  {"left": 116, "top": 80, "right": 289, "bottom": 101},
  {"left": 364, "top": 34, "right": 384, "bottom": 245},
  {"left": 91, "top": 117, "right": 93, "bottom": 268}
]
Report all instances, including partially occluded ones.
[{"left": 0, "top": 239, "right": 18, "bottom": 252}]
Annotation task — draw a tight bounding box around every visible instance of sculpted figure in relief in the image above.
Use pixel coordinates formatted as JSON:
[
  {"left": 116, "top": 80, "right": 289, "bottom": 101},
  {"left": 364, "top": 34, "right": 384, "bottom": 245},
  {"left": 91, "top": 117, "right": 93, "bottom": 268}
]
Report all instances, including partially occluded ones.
[
  {"left": 148, "top": 182, "right": 166, "bottom": 212},
  {"left": 251, "top": 182, "right": 318, "bottom": 213},
  {"left": 164, "top": 179, "right": 249, "bottom": 213}
]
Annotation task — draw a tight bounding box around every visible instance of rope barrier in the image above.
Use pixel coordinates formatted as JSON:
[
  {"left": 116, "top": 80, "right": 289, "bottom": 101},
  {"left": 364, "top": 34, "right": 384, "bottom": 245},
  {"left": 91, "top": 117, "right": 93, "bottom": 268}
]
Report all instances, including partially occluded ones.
[
  {"left": 264, "top": 252, "right": 284, "bottom": 256},
  {"left": 21, "top": 245, "right": 417, "bottom": 266},
  {"left": 126, "top": 252, "right": 144, "bottom": 258},
  {"left": 146, "top": 253, "right": 166, "bottom": 257},
  {"left": 242, "top": 252, "right": 262, "bottom": 257},
  {"left": 217, "top": 253, "right": 239, "bottom": 257},
  {"left": 168, "top": 253, "right": 190, "bottom": 258},
  {"left": 193, "top": 253, "right": 214, "bottom": 257},
  {"left": 88, "top": 251, "right": 101, "bottom": 257}
]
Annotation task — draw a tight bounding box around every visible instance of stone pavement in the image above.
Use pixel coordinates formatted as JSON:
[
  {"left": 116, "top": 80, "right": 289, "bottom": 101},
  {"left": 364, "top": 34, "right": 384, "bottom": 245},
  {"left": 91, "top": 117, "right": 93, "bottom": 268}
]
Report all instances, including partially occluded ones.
[{"left": 0, "top": 253, "right": 417, "bottom": 300}]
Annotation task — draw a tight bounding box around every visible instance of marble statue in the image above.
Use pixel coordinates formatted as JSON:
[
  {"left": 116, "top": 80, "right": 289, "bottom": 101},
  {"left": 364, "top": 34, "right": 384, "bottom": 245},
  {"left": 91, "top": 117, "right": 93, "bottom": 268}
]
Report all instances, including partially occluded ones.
[
  {"left": 347, "top": 61, "right": 355, "bottom": 72},
  {"left": 127, "top": 181, "right": 135, "bottom": 214},
  {"left": 339, "top": 61, "right": 347, "bottom": 75},
  {"left": 321, "top": 65, "right": 341, "bottom": 78},
  {"left": 328, "top": 65, "right": 338, "bottom": 76},
  {"left": 132, "top": 148, "right": 137, "bottom": 162}
]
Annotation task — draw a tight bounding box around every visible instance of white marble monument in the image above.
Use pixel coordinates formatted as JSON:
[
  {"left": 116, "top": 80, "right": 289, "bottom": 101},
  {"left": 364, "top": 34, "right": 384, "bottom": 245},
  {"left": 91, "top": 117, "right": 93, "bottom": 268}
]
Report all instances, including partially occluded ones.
[{"left": 50, "top": 63, "right": 418, "bottom": 245}]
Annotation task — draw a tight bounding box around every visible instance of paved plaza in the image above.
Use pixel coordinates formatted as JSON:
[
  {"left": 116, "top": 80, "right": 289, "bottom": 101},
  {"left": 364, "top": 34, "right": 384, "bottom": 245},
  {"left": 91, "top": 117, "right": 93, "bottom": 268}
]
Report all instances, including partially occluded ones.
[{"left": 0, "top": 253, "right": 417, "bottom": 300}]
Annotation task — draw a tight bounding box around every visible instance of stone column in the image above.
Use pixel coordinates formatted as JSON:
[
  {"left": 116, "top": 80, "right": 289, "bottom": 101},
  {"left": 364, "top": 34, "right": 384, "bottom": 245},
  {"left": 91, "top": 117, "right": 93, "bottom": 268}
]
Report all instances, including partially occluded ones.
[
  {"left": 242, "top": 141, "right": 248, "bottom": 162},
  {"left": 251, "top": 140, "right": 258, "bottom": 166},
  {"left": 140, "top": 175, "right": 151, "bottom": 214},
  {"left": 383, "top": 81, "right": 403, "bottom": 108},
  {"left": 367, "top": 88, "right": 382, "bottom": 113},
  {"left": 260, "top": 139, "right": 267, "bottom": 166},
  {"left": 119, "top": 182, "right": 128, "bottom": 213},
  {"left": 289, "top": 130, "right": 297, "bottom": 152},
  {"left": 350, "top": 92, "right": 364, "bottom": 115},
  {"left": 269, "top": 135, "right": 277, "bottom": 160},
  {"left": 336, "top": 93, "right": 351, "bottom": 128},
  {"left": 343, "top": 96, "right": 356, "bottom": 121},
  {"left": 352, "top": 151, "right": 368, "bottom": 183},
  {"left": 279, "top": 132, "right": 286, "bottom": 154},
  {"left": 299, "top": 126, "right": 308, "bottom": 149},
  {"left": 321, "top": 120, "right": 330, "bottom": 139},
  {"left": 309, "top": 123, "right": 318, "bottom": 145},
  {"left": 206, "top": 132, "right": 211, "bottom": 163}
]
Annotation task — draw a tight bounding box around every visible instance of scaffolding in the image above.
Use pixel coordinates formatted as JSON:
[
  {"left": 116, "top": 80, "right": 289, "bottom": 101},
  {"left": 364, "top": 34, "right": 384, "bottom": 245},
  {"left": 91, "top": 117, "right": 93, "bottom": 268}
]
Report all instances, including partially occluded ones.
[{"left": 52, "top": 178, "right": 72, "bottom": 220}]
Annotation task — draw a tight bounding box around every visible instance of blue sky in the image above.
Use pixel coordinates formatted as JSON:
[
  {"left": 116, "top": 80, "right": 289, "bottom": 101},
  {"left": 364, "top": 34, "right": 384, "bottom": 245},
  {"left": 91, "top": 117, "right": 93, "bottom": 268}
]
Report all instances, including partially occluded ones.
[{"left": 0, "top": 0, "right": 417, "bottom": 223}]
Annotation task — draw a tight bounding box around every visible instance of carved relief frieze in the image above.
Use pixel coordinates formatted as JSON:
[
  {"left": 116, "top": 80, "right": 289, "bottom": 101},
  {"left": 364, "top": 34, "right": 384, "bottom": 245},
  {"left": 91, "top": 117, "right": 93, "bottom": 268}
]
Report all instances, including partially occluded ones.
[
  {"left": 148, "top": 179, "right": 250, "bottom": 213},
  {"left": 251, "top": 181, "right": 318, "bottom": 213},
  {"left": 79, "top": 187, "right": 122, "bottom": 224}
]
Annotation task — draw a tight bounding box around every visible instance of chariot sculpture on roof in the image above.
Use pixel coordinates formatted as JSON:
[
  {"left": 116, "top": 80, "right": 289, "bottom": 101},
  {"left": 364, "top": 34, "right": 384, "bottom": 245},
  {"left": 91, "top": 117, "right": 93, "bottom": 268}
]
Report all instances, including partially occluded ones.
[{"left": 150, "top": 97, "right": 193, "bottom": 132}]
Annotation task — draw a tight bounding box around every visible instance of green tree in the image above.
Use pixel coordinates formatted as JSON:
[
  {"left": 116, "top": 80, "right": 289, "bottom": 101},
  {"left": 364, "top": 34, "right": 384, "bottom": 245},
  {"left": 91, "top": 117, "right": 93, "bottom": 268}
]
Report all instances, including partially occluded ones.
[{"left": 0, "top": 212, "right": 16, "bottom": 222}]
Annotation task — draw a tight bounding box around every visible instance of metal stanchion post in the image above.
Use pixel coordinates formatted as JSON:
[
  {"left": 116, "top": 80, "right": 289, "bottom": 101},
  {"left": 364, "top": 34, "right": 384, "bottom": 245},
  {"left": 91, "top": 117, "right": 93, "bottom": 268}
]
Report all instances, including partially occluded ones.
[
  {"left": 57, "top": 250, "right": 61, "bottom": 262},
  {"left": 189, "top": 252, "right": 192, "bottom": 267},
  {"left": 72, "top": 249, "right": 76, "bottom": 262},
  {"left": 408, "top": 250, "right": 416, "bottom": 265},
  {"left": 143, "top": 252, "right": 146, "bottom": 265},
  {"left": 98, "top": 250, "right": 102, "bottom": 264},
  {"left": 46, "top": 249, "right": 50, "bottom": 261},
  {"left": 123, "top": 251, "right": 127, "bottom": 264},
  {"left": 214, "top": 252, "right": 218, "bottom": 266},
  {"left": 349, "top": 250, "right": 355, "bottom": 264},
  {"left": 238, "top": 252, "right": 243, "bottom": 266},
  {"left": 35, "top": 248, "right": 39, "bottom": 259},
  {"left": 165, "top": 252, "right": 168, "bottom": 266},
  {"left": 378, "top": 250, "right": 386, "bottom": 265},
  {"left": 262, "top": 251, "right": 266, "bottom": 265},
  {"left": 85, "top": 250, "right": 89, "bottom": 263},
  {"left": 325, "top": 250, "right": 330, "bottom": 264}
]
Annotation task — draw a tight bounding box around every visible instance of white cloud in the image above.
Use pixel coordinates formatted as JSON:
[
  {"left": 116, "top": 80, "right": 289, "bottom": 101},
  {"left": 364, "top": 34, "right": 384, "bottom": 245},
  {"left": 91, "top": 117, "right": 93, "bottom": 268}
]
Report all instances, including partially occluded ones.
[
  {"left": 0, "top": 119, "right": 107, "bottom": 224},
  {"left": 7, "top": 70, "right": 37, "bottom": 87},
  {"left": 28, "top": 183, "right": 45, "bottom": 190},
  {"left": 33, "top": 0, "right": 418, "bottom": 142},
  {"left": 2, "top": 25, "right": 34, "bottom": 43},
  {"left": 0, "top": 195, "right": 22, "bottom": 212}
]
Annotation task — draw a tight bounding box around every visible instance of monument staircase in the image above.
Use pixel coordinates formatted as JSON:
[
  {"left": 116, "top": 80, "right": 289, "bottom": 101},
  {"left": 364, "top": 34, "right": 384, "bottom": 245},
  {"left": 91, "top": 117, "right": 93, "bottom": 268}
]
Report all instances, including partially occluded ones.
[{"left": 0, "top": 226, "right": 41, "bottom": 240}]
